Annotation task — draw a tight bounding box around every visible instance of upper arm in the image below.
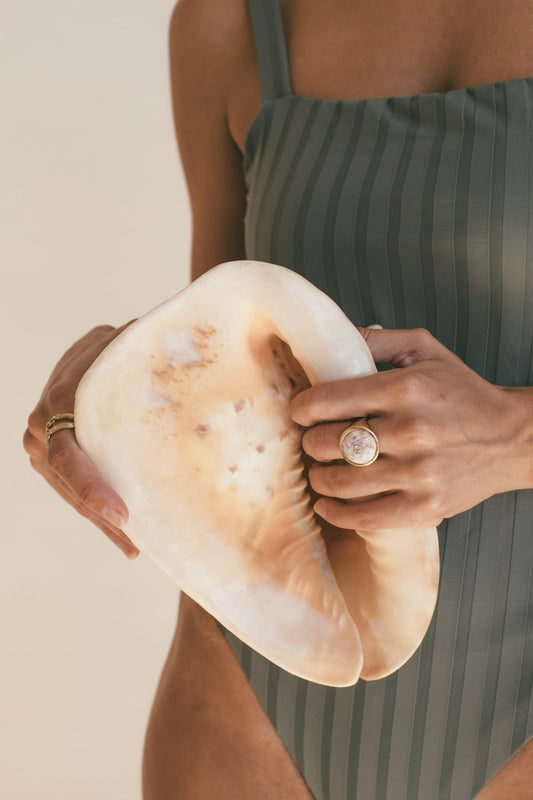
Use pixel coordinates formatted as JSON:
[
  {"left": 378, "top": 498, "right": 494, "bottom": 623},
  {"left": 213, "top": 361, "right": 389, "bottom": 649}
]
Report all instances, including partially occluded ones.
[{"left": 169, "top": 0, "right": 250, "bottom": 280}]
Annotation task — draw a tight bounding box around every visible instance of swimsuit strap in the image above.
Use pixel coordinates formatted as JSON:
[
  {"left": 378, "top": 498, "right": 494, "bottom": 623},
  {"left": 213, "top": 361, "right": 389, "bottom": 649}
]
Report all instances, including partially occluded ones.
[{"left": 246, "top": 0, "right": 292, "bottom": 102}]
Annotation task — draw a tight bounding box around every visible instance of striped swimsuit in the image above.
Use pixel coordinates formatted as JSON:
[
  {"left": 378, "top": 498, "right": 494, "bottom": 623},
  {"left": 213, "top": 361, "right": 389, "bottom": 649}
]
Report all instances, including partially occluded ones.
[{"left": 223, "top": 2, "right": 533, "bottom": 797}]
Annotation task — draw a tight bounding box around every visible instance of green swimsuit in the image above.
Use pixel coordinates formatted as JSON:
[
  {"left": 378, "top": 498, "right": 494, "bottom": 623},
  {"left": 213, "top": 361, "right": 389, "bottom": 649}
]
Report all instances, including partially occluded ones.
[{"left": 223, "top": 2, "right": 533, "bottom": 797}]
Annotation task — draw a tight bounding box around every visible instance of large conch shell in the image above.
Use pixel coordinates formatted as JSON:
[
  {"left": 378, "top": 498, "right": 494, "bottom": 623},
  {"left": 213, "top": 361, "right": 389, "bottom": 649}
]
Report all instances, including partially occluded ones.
[{"left": 75, "top": 261, "right": 439, "bottom": 687}]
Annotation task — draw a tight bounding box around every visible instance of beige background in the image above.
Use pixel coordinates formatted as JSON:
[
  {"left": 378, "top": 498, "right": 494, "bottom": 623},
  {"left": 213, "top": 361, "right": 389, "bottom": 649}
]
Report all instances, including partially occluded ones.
[{"left": 2, "top": 2, "right": 191, "bottom": 797}]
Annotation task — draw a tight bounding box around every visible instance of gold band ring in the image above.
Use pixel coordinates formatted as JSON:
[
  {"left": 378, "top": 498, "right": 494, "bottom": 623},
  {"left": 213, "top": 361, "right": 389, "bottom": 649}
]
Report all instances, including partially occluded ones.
[
  {"left": 338, "top": 419, "right": 379, "bottom": 467},
  {"left": 46, "top": 413, "right": 75, "bottom": 444}
]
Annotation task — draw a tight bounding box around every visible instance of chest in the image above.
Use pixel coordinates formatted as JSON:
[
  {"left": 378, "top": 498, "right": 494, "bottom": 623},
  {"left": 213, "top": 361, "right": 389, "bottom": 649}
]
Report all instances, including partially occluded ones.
[
  {"left": 230, "top": 0, "right": 533, "bottom": 154},
  {"left": 281, "top": 0, "right": 533, "bottom": 100},
  {"left": 242, "top": 83, "right": 533, "bottom": 383}
]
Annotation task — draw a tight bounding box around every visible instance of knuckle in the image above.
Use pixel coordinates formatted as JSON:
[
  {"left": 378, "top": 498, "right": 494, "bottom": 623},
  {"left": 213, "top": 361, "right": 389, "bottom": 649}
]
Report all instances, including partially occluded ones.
[
  {"left": 78, "top": 479, "right": 102, "bottom": 506},
  {"left": 23, "top": 428, "right": 38, "bottom": 455},
  {"left": 420, "top": 488, "right": 445, "bottom": 519},
  {"left": 27, "top": 407, "right": 45, "bottom": 436},
  {"left": 412, "top": 454, "right": 440, "bottom": 487},
  {"left": 325, "top": 466, "right": 353, "bottom": 496},
  {"left": 45, "top": 380, "right": 69, "bottom": 411},
  {"left": 412, "top": 328, "right": 444, "bottom": 361},
  {"left": 404, "top": 416, "right": 437, "bottom": 449},
  {"left": 396, "top": 370, "right": 424, "bottom": 403},
  {"left": 413, "top": 327, "right": 434, "bottom": 345},
  {"left": 395, "top": 417, "right": 414, "bottom": 447}
]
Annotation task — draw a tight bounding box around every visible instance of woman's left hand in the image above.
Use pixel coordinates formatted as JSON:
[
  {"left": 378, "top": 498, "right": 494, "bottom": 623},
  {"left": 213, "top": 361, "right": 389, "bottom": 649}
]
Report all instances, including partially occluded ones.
[{"left": 290, "top": 328, "right": 533, "bottom": 530}]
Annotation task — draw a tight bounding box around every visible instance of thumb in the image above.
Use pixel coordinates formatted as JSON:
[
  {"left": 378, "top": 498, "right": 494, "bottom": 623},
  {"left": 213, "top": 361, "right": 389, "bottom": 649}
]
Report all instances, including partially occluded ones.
[{"left": 357, "top": 326, "right": 446, "bottom": 367}]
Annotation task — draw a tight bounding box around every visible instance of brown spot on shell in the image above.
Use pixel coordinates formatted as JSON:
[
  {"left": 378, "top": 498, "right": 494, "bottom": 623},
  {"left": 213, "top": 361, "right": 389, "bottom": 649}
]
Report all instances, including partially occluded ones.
[
  {"left": 152, "top": 368, "right": 170, "bottom": 381},
  {"left": 256, "top": 444, "right": 265, "bottom": 453},
  {"left": 229, "top": 465, "right": 238, "bottom": 473},
  {"left": 234, "top": 399, "right": 246, "bottom": 412},
  {"left": 194, "top": 323, "right": 217, "bottom": 340},
  {"left": 195, "top": 424, "right": 210, "bottom": 438}
]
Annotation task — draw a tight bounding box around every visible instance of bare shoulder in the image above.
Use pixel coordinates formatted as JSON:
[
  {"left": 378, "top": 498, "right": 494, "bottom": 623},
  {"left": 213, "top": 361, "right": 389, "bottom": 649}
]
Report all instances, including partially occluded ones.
[
  {"left": 169, "top": 0, "right": 261, "bottom": 149},
  {"left": 168, "top": 0, "right": 255, "bottom": 278},
  {"left": 169, "top": 0, "right": 252, "bottom": 82}
]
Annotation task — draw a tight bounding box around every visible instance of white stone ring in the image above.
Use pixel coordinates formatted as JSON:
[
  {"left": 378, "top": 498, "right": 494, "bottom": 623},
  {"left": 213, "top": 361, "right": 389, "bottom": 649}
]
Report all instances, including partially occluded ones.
[{"left": 338, "top": 419, "right": 380, "bottom": 467}]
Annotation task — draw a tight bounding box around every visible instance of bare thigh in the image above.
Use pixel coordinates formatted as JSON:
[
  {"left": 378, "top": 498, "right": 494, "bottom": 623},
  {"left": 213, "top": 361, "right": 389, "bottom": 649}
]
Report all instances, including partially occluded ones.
[
  {"left": 143, "top": 594, "right": 532, "bottom": 800},
  {"left": 476, "top": 737, "right": 533, "bottom": 800},
  {"left": 142, "top": 593, "right": 313, "bottom": 800}
]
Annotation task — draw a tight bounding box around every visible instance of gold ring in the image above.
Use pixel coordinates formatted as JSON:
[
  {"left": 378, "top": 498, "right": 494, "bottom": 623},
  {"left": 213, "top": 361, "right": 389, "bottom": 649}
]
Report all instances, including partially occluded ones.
[
  {"left": 46, "top": 413, "right": 75, "bottom": 444},
  {"left": 338, "top": 419, "right": 379, "bottom": 467}
]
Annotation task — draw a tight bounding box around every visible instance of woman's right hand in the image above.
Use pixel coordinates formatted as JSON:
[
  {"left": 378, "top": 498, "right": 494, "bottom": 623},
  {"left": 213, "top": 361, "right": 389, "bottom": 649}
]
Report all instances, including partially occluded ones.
[{"left": 23, "top": 322, "right": 140, "bottom": 559}]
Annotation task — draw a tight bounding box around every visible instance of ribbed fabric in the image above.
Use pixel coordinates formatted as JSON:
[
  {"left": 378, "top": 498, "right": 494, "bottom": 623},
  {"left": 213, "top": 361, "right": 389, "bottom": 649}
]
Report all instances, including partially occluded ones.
[{"left": 223, "top": 3, "right": 533, "bottom": 798}]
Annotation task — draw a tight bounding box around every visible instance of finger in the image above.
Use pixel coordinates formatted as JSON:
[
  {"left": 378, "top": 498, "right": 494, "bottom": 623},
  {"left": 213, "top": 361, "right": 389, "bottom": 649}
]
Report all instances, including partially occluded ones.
[
  {"left": 35, "top": 454, "right": 139, "bottom": 557},
  {"left": 301, "top": 421, "right": 353, "bottom": 461},
  {"left": 23, "top": 427, "right": 42, "bottom": 458},
  {"left": 357, "top": 326, "right": 447, "bottom": 367},
  {"left": 364, "top": 412, "right": 440, "bottom": 456},
  {"left": 291, "top": 371, "right": 401, "bottom": 427},
  {"left": 54, "top": 481, "right": 139, "bottom": 558},
  {"left": 314, "top": 492, "right": 442, "bottom": 531},
  {"left": 94, "top": 521, "right": 140, "bottom": 559},
  {"left": 302, "top": 416, "right": 400, "bottom": 461},
  {"left": 308, "top": 458, "right": 400, "bottom": 500},
  {"left": 47, "top": 429, "right": 129, "bottom": 528}
]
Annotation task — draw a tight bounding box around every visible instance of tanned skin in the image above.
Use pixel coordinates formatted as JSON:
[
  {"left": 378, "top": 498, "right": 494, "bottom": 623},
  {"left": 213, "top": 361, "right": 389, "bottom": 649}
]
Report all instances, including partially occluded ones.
[{"left": 142, "top": 1, "right": 533, "bottom": 798}]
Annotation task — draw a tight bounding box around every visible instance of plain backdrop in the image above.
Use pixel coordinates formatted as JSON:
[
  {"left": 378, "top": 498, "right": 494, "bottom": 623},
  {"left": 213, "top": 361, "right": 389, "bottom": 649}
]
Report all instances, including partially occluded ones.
[{"left": 2, "top": 2, "right": 191, "bottom": 797}]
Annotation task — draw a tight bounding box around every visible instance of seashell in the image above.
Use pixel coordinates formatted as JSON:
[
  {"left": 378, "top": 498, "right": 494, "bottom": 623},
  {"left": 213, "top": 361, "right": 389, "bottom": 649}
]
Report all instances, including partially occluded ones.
[{"left": 75, "top": 261, "right": 439, "bottom": 686}]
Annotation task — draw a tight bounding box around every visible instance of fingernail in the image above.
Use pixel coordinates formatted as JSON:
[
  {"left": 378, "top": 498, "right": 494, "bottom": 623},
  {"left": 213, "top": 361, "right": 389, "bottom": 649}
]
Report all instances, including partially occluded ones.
[{"left": 103, "top": 507, "right": 127, "bottom": 528}]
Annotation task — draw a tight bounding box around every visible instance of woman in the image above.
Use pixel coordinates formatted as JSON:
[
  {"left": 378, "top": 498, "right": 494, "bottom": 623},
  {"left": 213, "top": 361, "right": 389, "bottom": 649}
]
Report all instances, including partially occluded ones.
[{"left": 24, "top": 0, "right": 533, "bottom": 797}]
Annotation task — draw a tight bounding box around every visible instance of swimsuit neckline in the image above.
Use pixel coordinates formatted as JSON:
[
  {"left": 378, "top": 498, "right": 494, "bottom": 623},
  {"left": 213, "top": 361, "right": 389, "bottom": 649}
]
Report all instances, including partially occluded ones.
[{"left": 243, "top": 75, "right": 533, "bottom": 165}]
